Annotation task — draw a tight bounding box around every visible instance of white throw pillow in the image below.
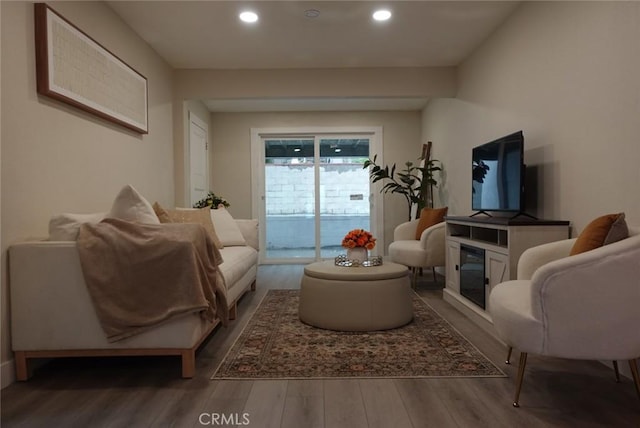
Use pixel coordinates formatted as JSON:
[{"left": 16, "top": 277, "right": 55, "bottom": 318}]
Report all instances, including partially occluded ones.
[
  {"left": 49, "top": 212, "right": 107, "bottom": 241},
  {"left": 108, "top": 184, "right": 159, "bottom": 224},
  {"left": 210, "top": 208, "right": 246, "bottom": 246}
]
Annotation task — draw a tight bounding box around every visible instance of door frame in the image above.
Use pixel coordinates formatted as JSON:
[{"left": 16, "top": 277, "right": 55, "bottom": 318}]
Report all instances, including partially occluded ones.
[{"left": 250, "top": 126, "right": 384, "bottom": 264}]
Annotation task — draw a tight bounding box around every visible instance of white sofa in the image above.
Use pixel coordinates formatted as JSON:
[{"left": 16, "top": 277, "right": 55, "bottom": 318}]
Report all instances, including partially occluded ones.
[{"left": 9, "top": 210, "right": 258, "bottom": 380}]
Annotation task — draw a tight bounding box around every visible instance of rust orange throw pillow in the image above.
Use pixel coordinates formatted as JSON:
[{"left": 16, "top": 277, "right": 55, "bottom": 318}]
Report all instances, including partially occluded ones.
[
  {"left": 415, "top": 207, "right": 448, "bottom": 240},
  {"left": 569, "top": 212, "right": 628, "bottom": 255}
]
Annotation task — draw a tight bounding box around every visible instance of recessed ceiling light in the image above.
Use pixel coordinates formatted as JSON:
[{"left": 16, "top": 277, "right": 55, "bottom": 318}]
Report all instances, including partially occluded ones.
[
  {"left": 372, "top": 9, "right": 392, "bottom": 22},
  {"left": 304, "top": 9, "right": 320, "bottom": 19},
  {"left": 239, "top": 11, "right": 258, "bottom": 23}
]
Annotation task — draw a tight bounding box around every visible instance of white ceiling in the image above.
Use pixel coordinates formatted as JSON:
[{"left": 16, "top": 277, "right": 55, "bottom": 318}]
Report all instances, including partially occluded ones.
[{"left": 108, "top": 1, "right": 519, "bottom": 112}]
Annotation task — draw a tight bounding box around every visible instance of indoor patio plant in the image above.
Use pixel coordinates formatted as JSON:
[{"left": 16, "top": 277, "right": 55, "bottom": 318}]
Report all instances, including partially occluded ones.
[{"left": 364, "top": 155, "right": 442, "bottom": 221}]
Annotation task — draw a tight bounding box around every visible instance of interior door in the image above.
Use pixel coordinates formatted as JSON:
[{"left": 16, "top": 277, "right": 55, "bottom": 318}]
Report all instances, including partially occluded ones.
[{"left": 189, "top": 113, "right": 208, "bottom": 206}]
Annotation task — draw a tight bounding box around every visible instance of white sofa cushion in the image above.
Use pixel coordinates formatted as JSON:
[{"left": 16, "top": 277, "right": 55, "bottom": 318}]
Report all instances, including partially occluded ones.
[
  {"left": 108, "top": 184, "right": 159, "bottom": 224},
  {"left": 49, "top": 212, "right": 107, "bottom": 241},
  {"left": 219, "top": 246, "right": 258, "bottom": 288},
  {"left": 235, "top": 219, "right": 259, "bottom": 250},
  {"left": 210, "top": 208, "right": 246, "bottom": 246}
]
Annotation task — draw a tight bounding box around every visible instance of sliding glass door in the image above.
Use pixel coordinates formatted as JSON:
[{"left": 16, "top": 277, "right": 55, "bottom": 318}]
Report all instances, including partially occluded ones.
[
  {"left": 264, "top": 138, "right": 317, "bottom": 260},
  {"left": 317, "top": 138, "right": 371, "bottom": 259},
  {"left": 255, "top": 129, "right": 381, "bottom": 263}
]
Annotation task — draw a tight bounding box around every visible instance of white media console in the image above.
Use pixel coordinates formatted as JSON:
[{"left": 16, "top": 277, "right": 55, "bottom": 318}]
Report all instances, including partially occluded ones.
[{"left": 444, "top": 216, "right": 570, "bottom": 334}]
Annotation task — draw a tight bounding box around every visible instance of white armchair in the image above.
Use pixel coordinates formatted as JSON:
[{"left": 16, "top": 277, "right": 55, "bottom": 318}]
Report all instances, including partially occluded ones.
[
  {"left": 388, "top": 220, "right": 446, "bottom": 288},
  {"left": 489, "top": 226, "right": 640, "bottom": 407}
]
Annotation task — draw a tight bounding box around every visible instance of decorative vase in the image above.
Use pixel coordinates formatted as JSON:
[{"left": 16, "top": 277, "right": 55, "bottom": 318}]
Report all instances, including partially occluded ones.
[{"left": 347, "top": 247, "right": 368, "bottom": 264}]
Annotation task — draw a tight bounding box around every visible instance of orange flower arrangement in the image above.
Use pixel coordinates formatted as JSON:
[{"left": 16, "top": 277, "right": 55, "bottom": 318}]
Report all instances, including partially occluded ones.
[{"left": 341, "top": 229, "right": 376, "bottom": 250}]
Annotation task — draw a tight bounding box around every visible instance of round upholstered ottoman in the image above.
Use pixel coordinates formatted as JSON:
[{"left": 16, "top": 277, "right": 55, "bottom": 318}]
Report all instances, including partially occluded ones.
[{"left": 299, "top": 261, "right": 413, "bottom": 331}]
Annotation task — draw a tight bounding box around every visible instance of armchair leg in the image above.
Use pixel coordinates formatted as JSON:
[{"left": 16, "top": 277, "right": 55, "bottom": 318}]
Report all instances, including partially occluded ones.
[
  {"left": 613, "top": 360, "right": 621, "bottom": 383},
  {"left": 506, "top": 346, "right": 513, "bottom": 365},
  {"left": 432, "top": 267, "right": 437, "bottom": 282},
  {"left": 629, "top": 359, "right": 640, "bottom": 401},
  {"left": 513, "top": 352, "right": 528, "bottom": 408},
  {"left": 411, "top": 267, "right": 418, "bottom": 289}
]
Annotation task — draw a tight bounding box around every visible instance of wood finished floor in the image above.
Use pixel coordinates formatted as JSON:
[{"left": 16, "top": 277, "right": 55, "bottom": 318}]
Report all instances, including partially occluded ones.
[{"left": 2, "top": 264, "right": 639, "bottom": 427}]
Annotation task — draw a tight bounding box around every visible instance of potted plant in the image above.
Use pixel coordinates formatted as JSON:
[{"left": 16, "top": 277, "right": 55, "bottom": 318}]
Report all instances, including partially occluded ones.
[
  {"left": 193, "top": 191, "right": 230, "bottom": 209},
  {"left": 363, "top": 155, "right": 442, "bottom": 221}
]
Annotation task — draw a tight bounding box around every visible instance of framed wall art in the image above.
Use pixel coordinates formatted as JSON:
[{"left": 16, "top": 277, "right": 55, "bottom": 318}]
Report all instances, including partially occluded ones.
[{"left": 34, "top": 3, "right": 149, "bottom": 134}]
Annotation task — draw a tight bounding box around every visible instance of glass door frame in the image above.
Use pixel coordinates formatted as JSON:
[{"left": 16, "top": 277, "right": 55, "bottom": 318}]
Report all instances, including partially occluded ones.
[{"left": 251, "top": 126, "right": 384, "bottom": 264}]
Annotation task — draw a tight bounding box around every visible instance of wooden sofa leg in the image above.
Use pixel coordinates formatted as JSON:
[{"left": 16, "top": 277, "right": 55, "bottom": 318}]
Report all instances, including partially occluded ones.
[
  {"left": 228, "top": 303, "right": 237, "bottom": 321},
  {"left": 250, "top": 280, "right": 256, "bottom": 291},
  {"left": 181, "top": 350, "right": 195, "bottom": 378},
  {"left": 14, "top": 351, "right": 30, "bottom": 381}
]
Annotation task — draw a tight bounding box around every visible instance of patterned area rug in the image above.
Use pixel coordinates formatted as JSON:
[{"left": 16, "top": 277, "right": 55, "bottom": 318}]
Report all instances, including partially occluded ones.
[{"left": 212, "top": 289, "right": 505, "bottom": 379}]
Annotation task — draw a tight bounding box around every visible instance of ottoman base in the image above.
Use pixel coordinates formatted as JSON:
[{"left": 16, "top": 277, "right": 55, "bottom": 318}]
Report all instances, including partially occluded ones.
[{"left": 299, "top": 271, "right": 413, "bottom": 331}]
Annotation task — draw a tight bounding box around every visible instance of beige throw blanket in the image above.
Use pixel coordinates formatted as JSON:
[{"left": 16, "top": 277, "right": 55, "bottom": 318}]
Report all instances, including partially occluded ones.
[{"left": 77, "top": 218, "right": 229, "bottom": 342}]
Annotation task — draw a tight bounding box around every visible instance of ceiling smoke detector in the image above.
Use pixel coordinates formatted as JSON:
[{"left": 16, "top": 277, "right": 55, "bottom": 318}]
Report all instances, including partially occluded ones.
[{"left": 304, "top": 9, "right": 320, "bottom": 19}]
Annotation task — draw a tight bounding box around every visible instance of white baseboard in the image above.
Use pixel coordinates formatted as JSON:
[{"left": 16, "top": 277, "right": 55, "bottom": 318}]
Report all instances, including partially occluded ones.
[{"left": 1, "top": 359, "right": 15, "bottom": 389}]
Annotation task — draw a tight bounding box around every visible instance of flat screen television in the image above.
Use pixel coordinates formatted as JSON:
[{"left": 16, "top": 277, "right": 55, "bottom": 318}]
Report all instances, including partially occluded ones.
[{"left": 472, "top": 131, "right": 525, "bottom": 215}]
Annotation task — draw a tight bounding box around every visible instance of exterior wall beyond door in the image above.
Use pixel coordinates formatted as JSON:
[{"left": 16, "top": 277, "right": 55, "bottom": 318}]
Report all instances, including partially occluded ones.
[{"left": 266, "top": 163, "right": 369, "bottom": 249}]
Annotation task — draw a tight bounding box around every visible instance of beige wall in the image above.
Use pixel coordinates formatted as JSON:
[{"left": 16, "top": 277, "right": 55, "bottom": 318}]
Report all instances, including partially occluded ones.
[
  {"left": 172, "top": 66, "right": 456, "bottom": 206},
  {"left": 173, "top": 67, "right": 454, "bottom": 236},
  {"left": 422, "top": 1, "right": 640, "bottom": 233},
  {"left": 210, "top": 111, "right": 422, "bottom": 249},
  {"left": 0, "top": 1, "right": 174, "bottom": 380},
  {"left": 175, "top": 67, "right": 456, "bottom": 100}
]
